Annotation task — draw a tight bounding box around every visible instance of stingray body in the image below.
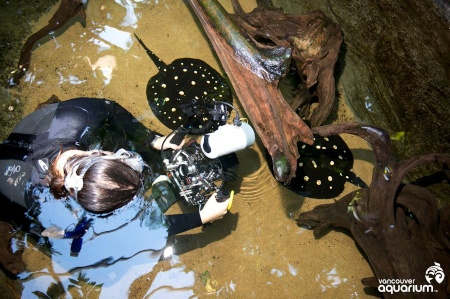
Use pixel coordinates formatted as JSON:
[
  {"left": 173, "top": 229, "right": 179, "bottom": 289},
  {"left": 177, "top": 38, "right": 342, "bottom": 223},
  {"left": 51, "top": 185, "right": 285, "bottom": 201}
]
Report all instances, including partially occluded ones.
[
  {"left": 135, "top": 35, "right": 232, "bottom": 131},
  {"left": 267, "top": 134, "right": 367, "bottom": 199}
]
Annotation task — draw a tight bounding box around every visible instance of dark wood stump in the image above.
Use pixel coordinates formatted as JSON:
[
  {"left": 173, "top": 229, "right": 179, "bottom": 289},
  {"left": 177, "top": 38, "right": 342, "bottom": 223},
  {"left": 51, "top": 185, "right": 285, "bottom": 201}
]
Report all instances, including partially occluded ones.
[
  {"left": 230, "top": 0, "right": 343, "bottom": 127},
  {"left": 297, "top": 122, "right": 450, "bottom": 298}
]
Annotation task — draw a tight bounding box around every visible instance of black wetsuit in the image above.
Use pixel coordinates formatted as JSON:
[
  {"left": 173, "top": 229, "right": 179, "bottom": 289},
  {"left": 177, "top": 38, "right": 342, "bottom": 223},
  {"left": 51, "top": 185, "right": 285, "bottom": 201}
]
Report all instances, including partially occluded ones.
[{"left": 0, "top": 97, "right": 201, "bottom": 238}]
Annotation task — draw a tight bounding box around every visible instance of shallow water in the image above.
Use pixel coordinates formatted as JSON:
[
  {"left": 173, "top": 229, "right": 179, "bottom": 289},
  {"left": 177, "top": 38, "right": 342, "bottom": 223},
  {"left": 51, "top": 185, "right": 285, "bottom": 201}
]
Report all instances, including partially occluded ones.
[{"left": 5, "top": 0, "right": 378, "bottom": 298}]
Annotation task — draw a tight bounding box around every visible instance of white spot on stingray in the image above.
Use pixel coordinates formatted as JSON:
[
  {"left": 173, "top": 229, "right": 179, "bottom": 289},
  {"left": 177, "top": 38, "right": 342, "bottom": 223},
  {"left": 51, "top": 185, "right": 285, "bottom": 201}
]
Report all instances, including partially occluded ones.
[
  {"left": 174, "top": 76, "right": 178, "bottom": 80},
  {"left": 164, "top": 97, "right": 169, "bottom": 102},
  {"left": 161, "top": 83, "right": 166, "bottom": 88},
  {"left": 316, "top": 180, "right": 322, "bottom": 185},
  {"left": 183, "top": 69, "right": 187, "bottom": 72},
  {"left": 338, "top": 155, "right": 343, "bottom": 160},
  {"left": 312, "top": 160, "right": 317, "bottom": 168},
  {"left": 302, "top": 145, "right": 306, "bottom": 149},
  {"left": 179, "top": 91, "right": 185, "bottom": 96},
  {"left": 328, "top": 176, "right": 333, "bottom": 181},
  {"left": 304, "top": 176, "right": 309, "bottom": 181},
  {"left": 324, "top": 137, "right": 329, "bottom": 141},
  {"left": 171, "top": 108, "right": 176, "bottom": 112},
  {"left": 298, "top": 162, "right": 303, "bottom": 167},
  {"left": 333, "top": 145, "right": 338, "bottom": 149},
  {"left": 191, "top": 81, "right": 196, "bottom": 85},
  {"left": 316, "top": 145, "right": 321, "bottom": 149},
  {"left": 330, "top": 161, "right": 335, "bottom": 166}
]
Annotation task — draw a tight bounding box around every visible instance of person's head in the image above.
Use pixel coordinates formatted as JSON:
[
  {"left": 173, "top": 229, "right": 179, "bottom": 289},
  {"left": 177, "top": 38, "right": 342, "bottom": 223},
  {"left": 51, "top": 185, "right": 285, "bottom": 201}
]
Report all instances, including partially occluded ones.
[{"left": 49, "top": 149, "right": 145, "bottom": 214}]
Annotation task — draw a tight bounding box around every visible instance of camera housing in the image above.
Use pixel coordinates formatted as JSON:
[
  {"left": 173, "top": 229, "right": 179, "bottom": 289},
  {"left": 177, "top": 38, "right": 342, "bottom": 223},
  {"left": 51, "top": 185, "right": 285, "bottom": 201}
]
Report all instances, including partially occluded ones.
[{"left": 163, "top": 141, "right": 224, "bottom": 206}]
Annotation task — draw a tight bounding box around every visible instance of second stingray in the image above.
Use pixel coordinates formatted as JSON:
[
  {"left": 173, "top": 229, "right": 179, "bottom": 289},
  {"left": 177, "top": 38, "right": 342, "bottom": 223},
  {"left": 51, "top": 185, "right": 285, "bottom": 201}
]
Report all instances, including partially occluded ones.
[{"left": 135, "top": 34, "right": 233, "bottom": 131}]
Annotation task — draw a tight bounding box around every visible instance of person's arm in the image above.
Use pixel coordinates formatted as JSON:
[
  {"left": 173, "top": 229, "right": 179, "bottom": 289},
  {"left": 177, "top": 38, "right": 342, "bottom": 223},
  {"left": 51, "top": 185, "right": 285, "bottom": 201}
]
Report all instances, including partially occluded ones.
[
  {"left": 164, "top": 213, "right": 202, "bottom": 236},
  {"left": 164, "top": 193, "right": 230, "bottom": 236},
  {"left": 110, "top": 101, "right": 183, "bottom": 150}
]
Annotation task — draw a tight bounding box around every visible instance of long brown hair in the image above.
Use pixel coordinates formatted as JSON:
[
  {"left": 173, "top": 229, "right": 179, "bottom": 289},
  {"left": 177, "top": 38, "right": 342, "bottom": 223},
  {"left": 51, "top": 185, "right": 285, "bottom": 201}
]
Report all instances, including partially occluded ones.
[{"left": 49, "top": 151, "right": 141, "bottom": 213}]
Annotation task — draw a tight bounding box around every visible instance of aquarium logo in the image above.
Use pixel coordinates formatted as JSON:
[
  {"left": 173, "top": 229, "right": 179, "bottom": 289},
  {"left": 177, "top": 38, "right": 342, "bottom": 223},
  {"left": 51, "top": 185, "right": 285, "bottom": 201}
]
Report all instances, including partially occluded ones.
[{"left": 377, "top": 262, "right": 445, "bottom": 294}]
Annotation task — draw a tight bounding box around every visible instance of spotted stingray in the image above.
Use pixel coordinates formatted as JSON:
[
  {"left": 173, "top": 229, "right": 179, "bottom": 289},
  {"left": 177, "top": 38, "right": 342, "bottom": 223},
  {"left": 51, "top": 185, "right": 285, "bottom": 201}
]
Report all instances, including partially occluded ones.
[
  {"left": 135, "top": 34, "right": 233, "bottom": 131},
  {"left": 267, "top": 134, "right": 368, "bottom": 199}
]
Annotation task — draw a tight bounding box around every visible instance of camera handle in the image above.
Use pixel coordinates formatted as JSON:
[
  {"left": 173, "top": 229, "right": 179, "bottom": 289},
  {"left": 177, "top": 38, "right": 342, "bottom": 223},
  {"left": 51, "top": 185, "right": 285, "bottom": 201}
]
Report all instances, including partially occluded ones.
[
  {"left": 216, "top": 189, "right": 234, "bottom": 210},
  {"left": 169, "top": 128, "right": 189, "bottom": 145}
]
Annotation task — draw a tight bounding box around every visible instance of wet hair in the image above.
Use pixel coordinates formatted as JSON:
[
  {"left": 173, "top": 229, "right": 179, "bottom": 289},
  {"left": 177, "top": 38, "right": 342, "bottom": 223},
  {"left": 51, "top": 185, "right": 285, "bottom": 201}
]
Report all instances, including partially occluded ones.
[{"left": 49, "top": 151, "right": 141, "bottom": 214}]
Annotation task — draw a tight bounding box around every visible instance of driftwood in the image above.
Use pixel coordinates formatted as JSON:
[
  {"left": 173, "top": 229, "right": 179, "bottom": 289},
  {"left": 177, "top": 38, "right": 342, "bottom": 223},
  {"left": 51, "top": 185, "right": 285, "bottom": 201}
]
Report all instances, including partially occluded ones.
[
  {"left": 8, "top": 0, "right": 86, "bottom": 87},
  {"left": 0, "top": 221, "right": 25, "bottom": 275},
  {"left": 187, "top": 0, "right": 315, "bottom": 182},
  {"left": 230, "top": 0, "right": 343, "bottom": 127},
  {"left": 297, "top": 123, "right": 450, "bottom": 298}
]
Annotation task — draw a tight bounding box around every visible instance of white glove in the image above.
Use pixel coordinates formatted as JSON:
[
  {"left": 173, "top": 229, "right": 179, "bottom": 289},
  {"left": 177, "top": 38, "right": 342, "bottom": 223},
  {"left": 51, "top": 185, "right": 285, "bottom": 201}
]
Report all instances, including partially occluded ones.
[
  {"left": 199, "top": 193, "right": 230, "bottom": 224},
  {"left": 152, "top": 135, "right": 185, "bottom": 150}
]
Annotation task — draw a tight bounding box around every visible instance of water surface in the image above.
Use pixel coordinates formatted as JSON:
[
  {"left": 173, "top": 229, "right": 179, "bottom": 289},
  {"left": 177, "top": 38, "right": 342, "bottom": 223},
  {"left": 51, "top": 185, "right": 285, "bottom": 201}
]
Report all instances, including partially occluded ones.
[{"left": 6, "top": 0, "right": 376, "bottom": 297}]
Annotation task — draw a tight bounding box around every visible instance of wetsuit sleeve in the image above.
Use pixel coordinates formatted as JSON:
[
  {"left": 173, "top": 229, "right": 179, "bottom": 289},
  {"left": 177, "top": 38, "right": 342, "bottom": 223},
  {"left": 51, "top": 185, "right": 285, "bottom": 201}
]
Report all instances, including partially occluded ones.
[
  {"left": 164, "top": 213, "right": 202, "bottom": 236},
  {"left": 110, "top": 102, "right": 159, "bottom": 147}
]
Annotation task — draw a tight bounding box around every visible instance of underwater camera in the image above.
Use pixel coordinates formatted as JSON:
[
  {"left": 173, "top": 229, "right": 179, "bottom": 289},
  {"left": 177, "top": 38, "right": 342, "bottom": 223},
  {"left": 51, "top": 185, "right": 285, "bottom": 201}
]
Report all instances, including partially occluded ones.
[
  {"left": 162, "top": 101, "right": 255, "bottom": 206},
  {"left": 163, "top": 140, "right": 224, "bottom": 206}
]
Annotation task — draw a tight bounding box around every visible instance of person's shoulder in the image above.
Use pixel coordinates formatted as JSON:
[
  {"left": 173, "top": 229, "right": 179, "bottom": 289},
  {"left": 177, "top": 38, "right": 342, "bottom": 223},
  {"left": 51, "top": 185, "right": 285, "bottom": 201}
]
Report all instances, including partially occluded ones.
[{"left": 60, "top": 97, "right": 116, "bottom": 107}]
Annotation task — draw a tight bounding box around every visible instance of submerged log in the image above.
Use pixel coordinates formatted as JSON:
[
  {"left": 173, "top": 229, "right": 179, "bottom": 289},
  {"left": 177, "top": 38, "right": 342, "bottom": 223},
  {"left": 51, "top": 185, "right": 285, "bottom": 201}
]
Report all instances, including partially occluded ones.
[
  {"left": 8, "top": 0, "right": 86, "bottom": 87},
  {"left": 187, "top": 0, "right": 315, "bottom": 182},
  {"left": 297, "top": 122, "right": 450, "bottom": 298}
]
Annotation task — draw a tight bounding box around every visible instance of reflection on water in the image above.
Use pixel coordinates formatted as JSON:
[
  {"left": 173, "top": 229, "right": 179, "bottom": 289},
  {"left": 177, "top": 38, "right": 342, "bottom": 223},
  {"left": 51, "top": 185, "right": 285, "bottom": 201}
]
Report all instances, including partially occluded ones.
[
  {"left": 316, "top": 267, "right": 348, "bottom": 292},
  {"left": 6, "top": 0, "right": 377, "bottom": 297},
  {"left": 87, "top": 55, "right": 117, "bottom": 85},
  {"left": 18, "top": 182, "right": 169, "bottom": 298}
]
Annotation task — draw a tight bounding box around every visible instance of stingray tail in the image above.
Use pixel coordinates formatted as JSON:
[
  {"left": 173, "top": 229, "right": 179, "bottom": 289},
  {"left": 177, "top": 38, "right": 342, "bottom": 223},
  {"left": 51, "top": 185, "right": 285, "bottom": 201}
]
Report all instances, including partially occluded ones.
[{"left": 134, "top": 34, "right": 167, "bottom": 70}]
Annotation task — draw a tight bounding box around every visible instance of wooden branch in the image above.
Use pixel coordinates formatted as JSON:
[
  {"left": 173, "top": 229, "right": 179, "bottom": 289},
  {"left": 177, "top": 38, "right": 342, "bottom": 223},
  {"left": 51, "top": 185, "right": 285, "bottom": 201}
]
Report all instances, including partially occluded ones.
[
  {"left": 8, "top": 0, "right": 86, "bottom": 87},
  {"left": 187, "top": 0, "right": 314, "bottom": 182},
  {"left": 297, "top": 122, "right": 450, "bottom": 297},
  {"left": 230, "top": 2, "right": 343, "bottom": 126}
]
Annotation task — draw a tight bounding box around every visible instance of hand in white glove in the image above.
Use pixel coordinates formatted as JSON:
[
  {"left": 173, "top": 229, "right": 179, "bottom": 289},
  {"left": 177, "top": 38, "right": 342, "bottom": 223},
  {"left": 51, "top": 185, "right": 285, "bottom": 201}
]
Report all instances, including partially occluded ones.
[
  {"left": 152, "top": 134, "right": 185, "bottom": 150},
  {"left": 199, "top": 193, "right": 231, "bottom": 224}
]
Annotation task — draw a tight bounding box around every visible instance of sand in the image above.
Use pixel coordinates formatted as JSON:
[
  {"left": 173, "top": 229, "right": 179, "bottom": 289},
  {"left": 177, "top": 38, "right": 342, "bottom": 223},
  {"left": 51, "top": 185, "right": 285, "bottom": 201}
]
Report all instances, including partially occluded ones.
[{"left": 8, "top": 0, "right": 378, "bottom": 297}]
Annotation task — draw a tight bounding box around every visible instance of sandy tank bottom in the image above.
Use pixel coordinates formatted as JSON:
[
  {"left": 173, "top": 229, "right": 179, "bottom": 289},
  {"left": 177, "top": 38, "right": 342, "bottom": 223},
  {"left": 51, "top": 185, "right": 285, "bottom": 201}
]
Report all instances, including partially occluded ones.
[{"left": 4, "top": 0, "right": 378, "bottom": 297}]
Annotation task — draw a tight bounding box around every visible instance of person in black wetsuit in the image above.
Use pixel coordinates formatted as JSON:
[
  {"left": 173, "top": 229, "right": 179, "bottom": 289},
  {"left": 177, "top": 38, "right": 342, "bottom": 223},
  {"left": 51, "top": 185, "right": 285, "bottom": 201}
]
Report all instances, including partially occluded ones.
[{"left": 0, "top": 98, "right": 232, "bottom": 262}]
